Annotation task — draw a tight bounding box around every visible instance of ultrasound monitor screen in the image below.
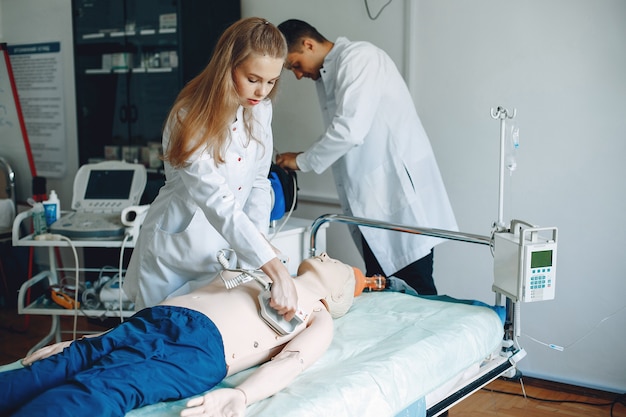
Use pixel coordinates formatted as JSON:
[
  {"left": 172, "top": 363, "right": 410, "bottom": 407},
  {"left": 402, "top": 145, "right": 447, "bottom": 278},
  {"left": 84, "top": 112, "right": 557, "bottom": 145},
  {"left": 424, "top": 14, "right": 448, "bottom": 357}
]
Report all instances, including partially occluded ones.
[{"left": 84, "top": 170, "right": 134, "bottom": 199}]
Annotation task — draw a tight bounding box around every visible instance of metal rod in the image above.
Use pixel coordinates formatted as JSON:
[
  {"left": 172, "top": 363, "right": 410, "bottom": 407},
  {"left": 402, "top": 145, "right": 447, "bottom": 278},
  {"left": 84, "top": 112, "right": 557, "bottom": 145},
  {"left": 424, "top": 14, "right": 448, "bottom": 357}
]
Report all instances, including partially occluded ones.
[
  {"left": 490, "top": 106, "right": 516, "bottom": 231},
  {"left": 498, "top": 115, "right": 506, "bottom": 228},
  {"left": 309, "top": 213, "right": 492, "bottom": 257}
]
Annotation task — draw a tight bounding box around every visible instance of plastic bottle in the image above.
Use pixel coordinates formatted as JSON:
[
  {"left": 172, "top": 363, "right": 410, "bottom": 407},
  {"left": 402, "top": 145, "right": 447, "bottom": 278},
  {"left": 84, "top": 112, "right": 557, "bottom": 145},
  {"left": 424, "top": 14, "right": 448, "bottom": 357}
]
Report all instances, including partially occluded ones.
[
  {"left": 505, "top": 124, "right": 520, "bottom": 173},
  {"left": 31, "top": 202, "right": 48, "bottom": 236},
  {"left": 43, "top": 190, "right": 61, "bottom": 227}
]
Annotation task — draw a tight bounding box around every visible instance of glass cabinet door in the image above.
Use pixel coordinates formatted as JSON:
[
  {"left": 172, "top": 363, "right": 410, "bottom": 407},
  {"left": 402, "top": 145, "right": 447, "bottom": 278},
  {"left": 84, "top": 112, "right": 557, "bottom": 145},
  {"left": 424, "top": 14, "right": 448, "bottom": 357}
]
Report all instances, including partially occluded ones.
[
  {"left": 73, "top": 0, "right": 240, "bottom": 173},
  {"left": 73, "top": 0, "right": 183, "bottom": 165}
]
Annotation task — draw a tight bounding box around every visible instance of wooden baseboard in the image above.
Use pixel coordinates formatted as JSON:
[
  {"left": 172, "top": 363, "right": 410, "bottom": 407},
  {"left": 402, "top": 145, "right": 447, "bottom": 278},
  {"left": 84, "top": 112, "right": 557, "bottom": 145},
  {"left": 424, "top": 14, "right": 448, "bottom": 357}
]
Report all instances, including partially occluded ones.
[{"left": 511, "top": 376, "right": 622, "bottom": 401}]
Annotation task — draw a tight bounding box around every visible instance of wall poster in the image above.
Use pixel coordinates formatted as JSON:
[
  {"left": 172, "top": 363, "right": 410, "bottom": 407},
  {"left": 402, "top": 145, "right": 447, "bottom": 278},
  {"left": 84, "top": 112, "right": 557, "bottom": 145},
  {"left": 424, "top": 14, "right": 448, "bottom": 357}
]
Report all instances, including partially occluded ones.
[{"left": 8, "top": 42, "right": 66, "bottom": 178}]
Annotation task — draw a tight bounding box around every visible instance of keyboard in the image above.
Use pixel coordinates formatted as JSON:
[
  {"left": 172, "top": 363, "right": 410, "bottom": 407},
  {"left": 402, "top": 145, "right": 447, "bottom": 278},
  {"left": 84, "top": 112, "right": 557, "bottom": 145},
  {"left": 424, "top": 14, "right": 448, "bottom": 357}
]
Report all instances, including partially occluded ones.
[{"left": 50, "top": 211, "right": 125, "bottom": 239}]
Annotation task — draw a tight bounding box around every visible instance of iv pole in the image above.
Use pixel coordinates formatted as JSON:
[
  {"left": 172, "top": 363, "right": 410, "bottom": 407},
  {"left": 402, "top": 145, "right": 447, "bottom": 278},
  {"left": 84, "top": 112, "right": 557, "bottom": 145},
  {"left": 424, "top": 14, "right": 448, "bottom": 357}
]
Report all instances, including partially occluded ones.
[{"left": 490, "top": 107, "right": 528, "bottom": 344}]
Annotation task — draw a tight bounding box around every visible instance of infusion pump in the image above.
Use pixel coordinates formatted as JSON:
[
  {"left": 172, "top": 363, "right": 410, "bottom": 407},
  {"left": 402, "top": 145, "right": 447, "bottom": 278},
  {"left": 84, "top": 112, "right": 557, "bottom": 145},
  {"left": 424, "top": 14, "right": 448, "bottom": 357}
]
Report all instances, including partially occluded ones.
[{"left": 493, "top": 221, "right": 558, "bottom": 302}]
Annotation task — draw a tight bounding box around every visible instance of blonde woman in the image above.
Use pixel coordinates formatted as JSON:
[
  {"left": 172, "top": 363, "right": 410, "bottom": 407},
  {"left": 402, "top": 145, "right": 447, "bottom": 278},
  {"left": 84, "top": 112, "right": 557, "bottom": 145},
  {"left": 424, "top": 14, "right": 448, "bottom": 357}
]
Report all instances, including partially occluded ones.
[{"left": 124, "top": 17, "right": 297, "bottom": 321}]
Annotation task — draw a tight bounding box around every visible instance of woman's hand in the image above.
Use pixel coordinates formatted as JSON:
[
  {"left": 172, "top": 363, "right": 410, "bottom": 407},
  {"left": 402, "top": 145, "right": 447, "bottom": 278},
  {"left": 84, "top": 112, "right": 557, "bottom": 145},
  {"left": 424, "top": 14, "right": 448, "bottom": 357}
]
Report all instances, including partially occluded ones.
[
  {"left": 261, "top": 257, "right": 298, "bottom": 321},
  {"left": 180, "top": 388, "right": 246, "bottom": 417},
  {"left": 21, "top": 340, "right": 73, "bottom": 366}
]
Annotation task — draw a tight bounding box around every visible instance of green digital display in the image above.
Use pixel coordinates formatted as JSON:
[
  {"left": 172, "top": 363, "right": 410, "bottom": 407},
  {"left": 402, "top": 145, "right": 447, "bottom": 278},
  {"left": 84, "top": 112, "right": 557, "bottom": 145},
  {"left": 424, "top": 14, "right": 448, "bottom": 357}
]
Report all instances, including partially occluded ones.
[{"left": 531, "top": 250, "right": 553, "bottom": 268}]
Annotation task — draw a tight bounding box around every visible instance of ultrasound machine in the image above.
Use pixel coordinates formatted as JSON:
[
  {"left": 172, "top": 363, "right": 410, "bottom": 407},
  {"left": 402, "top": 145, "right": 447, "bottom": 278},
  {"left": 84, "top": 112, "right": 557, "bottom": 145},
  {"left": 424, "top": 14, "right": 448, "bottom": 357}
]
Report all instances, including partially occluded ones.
[{"left": 50, "top": 160, "right": 147, "bottom": 240}]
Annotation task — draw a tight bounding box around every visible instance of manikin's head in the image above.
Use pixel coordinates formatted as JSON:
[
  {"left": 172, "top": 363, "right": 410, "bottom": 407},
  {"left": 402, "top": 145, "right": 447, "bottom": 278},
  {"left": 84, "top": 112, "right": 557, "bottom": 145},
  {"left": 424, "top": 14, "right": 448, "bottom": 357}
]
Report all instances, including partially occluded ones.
[{"left": 297, "top": 253, "right": 356, "bottom": 318}]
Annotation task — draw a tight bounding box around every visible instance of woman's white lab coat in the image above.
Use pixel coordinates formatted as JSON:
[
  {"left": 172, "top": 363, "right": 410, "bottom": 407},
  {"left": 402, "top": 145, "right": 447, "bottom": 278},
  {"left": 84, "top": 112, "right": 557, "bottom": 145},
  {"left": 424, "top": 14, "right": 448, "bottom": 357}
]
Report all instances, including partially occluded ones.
[
  {"left": 124, "top": 102, "right": 277, "bottom": 309},
  {"left": 296, "top": 37, "right": 458, "bottom": 275}
]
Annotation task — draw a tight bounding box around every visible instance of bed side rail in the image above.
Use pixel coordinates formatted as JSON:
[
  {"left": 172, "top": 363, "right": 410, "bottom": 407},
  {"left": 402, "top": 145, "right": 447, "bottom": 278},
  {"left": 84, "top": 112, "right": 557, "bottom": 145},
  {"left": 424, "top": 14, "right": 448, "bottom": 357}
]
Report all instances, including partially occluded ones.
[{"left": 309, "top": 213, "right": 492, "bottom": 257}]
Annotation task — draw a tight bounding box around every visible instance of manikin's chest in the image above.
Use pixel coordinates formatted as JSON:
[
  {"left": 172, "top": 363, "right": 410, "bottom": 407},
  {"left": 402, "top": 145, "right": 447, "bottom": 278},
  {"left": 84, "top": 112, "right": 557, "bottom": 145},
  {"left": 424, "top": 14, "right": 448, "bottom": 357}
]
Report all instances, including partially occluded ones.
[{"left": 166, "top": 279, "right": 321, "bottom": 375}]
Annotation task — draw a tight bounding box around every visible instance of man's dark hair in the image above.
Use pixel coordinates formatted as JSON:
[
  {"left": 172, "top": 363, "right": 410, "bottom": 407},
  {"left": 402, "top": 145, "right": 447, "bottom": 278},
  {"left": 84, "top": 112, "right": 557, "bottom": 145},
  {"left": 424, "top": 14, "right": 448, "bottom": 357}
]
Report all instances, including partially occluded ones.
[{"left": 277, "top": 19, "right": 328, "bottom": 51}]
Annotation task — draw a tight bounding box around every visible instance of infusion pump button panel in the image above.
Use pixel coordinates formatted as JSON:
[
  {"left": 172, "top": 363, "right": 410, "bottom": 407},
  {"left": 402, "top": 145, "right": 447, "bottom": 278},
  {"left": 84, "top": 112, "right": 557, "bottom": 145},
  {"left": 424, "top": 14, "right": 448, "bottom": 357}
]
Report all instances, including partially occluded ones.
[
  {"left": 522, "top": 243, "right": 556, "bottom": 302},
  {"left": 528, "top": 267, "right": 554, "bottom": 300}
]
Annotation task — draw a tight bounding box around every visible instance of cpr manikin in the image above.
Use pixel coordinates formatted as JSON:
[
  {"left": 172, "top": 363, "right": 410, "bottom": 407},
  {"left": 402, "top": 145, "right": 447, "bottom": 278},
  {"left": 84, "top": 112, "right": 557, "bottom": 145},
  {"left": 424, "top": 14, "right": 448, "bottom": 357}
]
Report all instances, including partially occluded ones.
[{"left": 1, "top": 254, "right": 370, "bottom": 417}]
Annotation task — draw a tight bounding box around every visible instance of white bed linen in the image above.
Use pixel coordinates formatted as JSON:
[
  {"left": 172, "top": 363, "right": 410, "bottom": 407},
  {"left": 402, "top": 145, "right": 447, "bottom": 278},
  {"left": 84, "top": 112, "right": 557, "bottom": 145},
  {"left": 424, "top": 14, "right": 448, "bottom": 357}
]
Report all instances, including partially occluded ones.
[{"left": 1, "top": 292, "right": 503, "bottom": 417}]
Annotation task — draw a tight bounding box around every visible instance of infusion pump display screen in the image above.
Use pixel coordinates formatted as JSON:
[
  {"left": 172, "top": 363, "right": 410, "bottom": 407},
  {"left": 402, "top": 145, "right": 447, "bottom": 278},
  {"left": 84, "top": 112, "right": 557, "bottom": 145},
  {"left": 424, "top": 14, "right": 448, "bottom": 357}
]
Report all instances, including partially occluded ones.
[{"left": 530, "top": 250, "right": 553, "bottom": 269}]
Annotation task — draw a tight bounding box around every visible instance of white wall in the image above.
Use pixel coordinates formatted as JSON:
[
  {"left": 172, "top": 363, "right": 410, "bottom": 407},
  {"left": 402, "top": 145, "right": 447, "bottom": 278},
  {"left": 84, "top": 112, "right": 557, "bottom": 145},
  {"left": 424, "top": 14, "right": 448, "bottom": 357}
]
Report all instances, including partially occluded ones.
[
  {"left": 242, "top": 0, "right": 626, "bottom": 393},
  {"left": 1, "top": 0, "right": 623, "bottom": 394}
]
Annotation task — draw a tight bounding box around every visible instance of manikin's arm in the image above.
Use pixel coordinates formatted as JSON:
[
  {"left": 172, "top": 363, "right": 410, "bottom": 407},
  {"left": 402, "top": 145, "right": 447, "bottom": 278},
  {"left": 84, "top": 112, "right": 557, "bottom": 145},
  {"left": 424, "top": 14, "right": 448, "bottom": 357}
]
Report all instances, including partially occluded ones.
[
  {"left": 21, "top": 332, "right": 106, "bottom": 366},
  {"left": 235, "top": 306, "right": 334, "bottom": 403},
  {"left": 21, "top": 341, "right": 74, "bottom": 366},
  {"left": 180, "top": 306, "right": 334, "bottom": 417}
]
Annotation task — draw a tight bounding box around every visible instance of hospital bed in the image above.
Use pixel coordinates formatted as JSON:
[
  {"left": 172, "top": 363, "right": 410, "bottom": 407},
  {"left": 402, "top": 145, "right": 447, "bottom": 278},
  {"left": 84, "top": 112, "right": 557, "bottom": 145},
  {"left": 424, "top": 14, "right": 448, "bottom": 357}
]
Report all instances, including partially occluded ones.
[{"left": 0, "top": 214, "right": 523, "bottom": 417}]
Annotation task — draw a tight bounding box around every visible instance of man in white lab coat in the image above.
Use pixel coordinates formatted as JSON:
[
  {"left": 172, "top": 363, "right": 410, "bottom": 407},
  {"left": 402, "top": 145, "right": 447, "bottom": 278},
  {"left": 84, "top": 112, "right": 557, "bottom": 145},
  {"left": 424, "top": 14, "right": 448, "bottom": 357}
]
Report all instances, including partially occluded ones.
[{"left": 276, "top": 19, "right": 457, "bottom": 295}]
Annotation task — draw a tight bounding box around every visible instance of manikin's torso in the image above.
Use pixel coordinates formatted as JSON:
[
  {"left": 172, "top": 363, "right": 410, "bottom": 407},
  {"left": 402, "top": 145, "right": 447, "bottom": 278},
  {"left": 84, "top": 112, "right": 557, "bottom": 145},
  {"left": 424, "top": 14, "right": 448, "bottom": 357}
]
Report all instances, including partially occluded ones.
[{"left": 160, "top": 270, "right": 327, "bottom": 375}]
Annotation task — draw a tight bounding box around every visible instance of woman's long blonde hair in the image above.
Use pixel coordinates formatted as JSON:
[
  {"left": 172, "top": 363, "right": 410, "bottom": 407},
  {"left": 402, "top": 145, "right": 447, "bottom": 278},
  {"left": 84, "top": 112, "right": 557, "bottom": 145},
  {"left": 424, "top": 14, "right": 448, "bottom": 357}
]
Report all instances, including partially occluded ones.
[{"left": 164, "top": 17, "right": 287, "bottom": 168}]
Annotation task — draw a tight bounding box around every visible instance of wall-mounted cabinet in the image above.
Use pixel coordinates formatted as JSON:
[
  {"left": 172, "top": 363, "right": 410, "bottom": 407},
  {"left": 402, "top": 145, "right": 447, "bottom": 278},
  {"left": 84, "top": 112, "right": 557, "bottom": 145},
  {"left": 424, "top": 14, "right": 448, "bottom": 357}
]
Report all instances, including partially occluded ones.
[{"left": 72, "top": 0, "right": 240, "bottom": 202}]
